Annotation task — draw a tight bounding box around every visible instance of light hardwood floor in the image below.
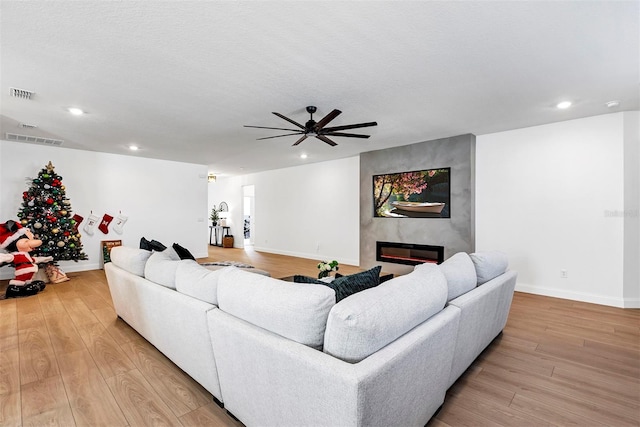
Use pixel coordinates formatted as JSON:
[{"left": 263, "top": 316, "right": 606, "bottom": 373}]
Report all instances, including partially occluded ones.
[{"left": 0, "top": 246, "right": 638, "bottom": 426}]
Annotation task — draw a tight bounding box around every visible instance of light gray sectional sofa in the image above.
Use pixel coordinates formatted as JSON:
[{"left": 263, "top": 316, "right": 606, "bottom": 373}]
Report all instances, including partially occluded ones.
[{"left": 104, "top": 246, "right": 517, "bottom": 427}]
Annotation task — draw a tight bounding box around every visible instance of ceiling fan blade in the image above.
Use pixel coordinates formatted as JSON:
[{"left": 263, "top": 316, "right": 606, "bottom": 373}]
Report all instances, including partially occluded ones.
[
  {"left": 322, "top": 132, "right": 371, "bottom": 138},
  {"left": 244, "top": 125, "right": 302, "bottom": 132},
  {"left": 257, "top": 132, "right": 304, "bottom": 140},
  {"left": 292, "top": 135, "right": 308, "bottom": 146},
  {"left": 314, "top": 109, "right": 341, "bottom": 131},
  {"left": 273, "top": 112, "right": 305, "bottom": 129},
  {"left": 322, "top": 121, "right": 378, "bottom": 132},
  {"left": 316, "top": 135, "right": 338, "bottom": 146}
]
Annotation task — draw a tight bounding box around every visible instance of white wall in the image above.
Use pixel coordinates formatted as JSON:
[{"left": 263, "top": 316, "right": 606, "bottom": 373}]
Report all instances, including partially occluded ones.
[
  {"left": 623, "top": 111, "right": 640, "bottom": 306},
  {"left": 209, "top": 156, "right": 360, "bottom": 266},
  {"left": 9, "top": 112, "right": 629, "bottom": 305},
  {"left": 210, "top": 114, "right": 636, "bottom": 307},
  {"left": 0, "top": 140, "right": 208, "bottom": 278},
  {"left": 476, "top": 112, "right": 636, "bottom": 307}
]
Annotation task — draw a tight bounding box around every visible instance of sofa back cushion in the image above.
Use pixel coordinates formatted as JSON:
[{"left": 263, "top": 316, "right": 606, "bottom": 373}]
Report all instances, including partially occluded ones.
[
  {"left": 144, "top": 248, "right": 182, "bottom": 289},
  {"left": 217, "top": 267, "right": 336, "bottom": 349},
  {"left": 470, "top": 251, "right": 509, "bottom": 285},
  {"left": 439, "top": 252, "right": 477, "bottom": 301},
  {"left": 323, "top": 263, "right": 448, "bottom": 363},
  {"left": 175, "top": 261, "right": 224, "bottom": 305},
  {"left": 109, "top": 246, "right": 151, "bottom": 277}
]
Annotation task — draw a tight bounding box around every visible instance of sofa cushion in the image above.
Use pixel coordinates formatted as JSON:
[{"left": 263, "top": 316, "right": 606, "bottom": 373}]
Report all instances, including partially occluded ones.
[
  {"left": 439, "top": 252, "right": 477, "bottom": 301},
  {"left": 109, "top": 246, "right": 151, "bottom": 277},
  {"left": 175, "top": 261, "right": 224, "bottom": 305},
  {"left": 323, "top": 263, "right": 448, "bottom": 363},
  {"left": 144, "top": 248, "right": 182, "bottom": 289},
  {"left": 470, "top": 251, "right": 509, "bottom": 285},
  {"left": 217, "top": 267, "right": 336, "bottom": 349}
]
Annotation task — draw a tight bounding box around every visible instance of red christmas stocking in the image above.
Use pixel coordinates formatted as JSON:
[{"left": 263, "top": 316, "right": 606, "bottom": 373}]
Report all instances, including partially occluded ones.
[
  {"left": 99, "top": 214, "right": 113, "bottom": 234},
  {"left": 72, "top": 214, "right": 83, "bottom": 232}
]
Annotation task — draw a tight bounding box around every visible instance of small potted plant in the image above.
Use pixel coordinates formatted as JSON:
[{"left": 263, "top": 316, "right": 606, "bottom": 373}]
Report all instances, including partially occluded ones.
[
  {"left": 317, "top": 260, "right": 339, "bottom": 279},
  {"left": 210, "top": 206, "right": 219, "bottom": 226}
]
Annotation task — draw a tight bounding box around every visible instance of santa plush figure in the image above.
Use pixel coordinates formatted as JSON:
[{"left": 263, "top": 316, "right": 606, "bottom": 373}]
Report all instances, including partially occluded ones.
[
  {"left": 0, "top": 253, "right": 13, "bottom": 266},
  {"left": 0, "top": 220, "right": 53, "bottom": 298}
]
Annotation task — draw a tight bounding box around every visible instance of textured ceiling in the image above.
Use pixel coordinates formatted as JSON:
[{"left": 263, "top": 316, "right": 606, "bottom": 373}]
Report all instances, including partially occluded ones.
[{"left": 1, "top": 1, "right": 638, "bottom": 176}]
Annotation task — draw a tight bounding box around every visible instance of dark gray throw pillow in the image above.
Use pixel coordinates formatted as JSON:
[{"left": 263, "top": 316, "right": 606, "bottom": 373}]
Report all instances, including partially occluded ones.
[
  {"left": 336, "top": 270, "right": 393, "bottom": 283},
  {"left": 293, "top": 275, "right": 325, "bottom": 284},
  {"left": 140, "top": 237, "right": 166, "bottom": 252},
  {"left": 330, "top": 266, "right": 382, "bottom": 302},
  {"left": 379, "top": 273, "right": 394, "bottom": 283},
  {"left": 172, "top": 243, "right": 196, "bottom": 260},
  {"left": 294, "top": 267, "right": 382, "bottom": 302}
]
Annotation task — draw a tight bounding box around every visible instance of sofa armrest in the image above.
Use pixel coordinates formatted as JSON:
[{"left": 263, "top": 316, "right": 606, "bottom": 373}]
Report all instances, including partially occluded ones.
[
  {"left": 105, "top": 262, "right": 223, "bottom": 400},
  {"left": 446, "top": 269, "right": 517, "bottom": 387},
  {"left": 207, "top": 306, "right": 459, "bottom": 427}
]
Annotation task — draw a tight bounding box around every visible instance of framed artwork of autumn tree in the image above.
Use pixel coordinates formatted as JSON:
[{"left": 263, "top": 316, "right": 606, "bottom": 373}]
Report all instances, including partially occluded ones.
[{"left": 373, "top": 168, "right": 451, "bottom": 218}]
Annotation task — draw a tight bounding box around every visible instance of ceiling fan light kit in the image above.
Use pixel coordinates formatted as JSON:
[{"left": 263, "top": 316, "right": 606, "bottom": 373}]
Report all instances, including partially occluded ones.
[{"left": 245, "top": 106, "right": 377, "bottom": 146}]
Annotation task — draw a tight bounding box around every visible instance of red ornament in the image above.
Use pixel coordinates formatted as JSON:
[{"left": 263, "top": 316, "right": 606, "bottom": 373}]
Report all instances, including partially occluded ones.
[{"left": 46, "top": 198, "right": 54, "bottom": 205}]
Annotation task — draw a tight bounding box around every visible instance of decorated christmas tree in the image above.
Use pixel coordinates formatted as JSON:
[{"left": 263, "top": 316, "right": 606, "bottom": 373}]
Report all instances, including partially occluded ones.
[{"left": 16, "top": 161, "right": 88, "bottom": 261}]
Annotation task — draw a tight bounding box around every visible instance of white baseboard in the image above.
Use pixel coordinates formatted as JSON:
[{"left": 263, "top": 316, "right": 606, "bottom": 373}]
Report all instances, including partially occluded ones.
[
  {"left": 252, "top": 246, "right": 359, "bottom": 267},
  {"left": 515, "top": 283, "right": 632, "bottom": 308}
]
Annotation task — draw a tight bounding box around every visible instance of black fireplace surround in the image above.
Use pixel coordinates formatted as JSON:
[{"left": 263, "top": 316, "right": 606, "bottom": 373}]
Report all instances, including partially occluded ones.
[{"left": 376, "top": 241, "right": 444, "bottom": 266}]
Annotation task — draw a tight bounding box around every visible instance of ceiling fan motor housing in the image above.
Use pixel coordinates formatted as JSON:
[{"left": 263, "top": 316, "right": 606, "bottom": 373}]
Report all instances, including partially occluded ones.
[{"left": 306, "top": 119, "right": 317, "bottom": 131}]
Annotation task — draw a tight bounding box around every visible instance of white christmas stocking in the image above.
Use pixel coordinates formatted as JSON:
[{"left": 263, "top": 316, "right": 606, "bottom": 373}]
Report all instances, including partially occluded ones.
[
  {"left": 113, "top": 214, "right": 128, "bottom": 234},
  {"left": 83, "top": 214, "right": 99, "bottom": 236}
]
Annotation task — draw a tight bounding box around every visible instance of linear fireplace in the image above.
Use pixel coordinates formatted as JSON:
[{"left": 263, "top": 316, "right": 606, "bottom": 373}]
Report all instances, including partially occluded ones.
[{"left": 376, "top": 241, "right": 444, "bottom": 266}]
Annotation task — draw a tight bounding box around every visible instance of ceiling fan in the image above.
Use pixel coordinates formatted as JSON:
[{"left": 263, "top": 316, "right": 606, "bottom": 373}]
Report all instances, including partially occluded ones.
[{"left": 244, "top": 106, "right": 377, "bottom": 146}]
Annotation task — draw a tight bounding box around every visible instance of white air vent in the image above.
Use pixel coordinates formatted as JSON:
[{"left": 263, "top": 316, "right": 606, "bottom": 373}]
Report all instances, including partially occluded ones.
[
  {"left": 5, "top": 133, "right": 63, "bottom": 146},
  {"left": 19, "top": 123, "right": 38, "bottom": 129},
  {"left": 9, "top": 87, "right": 34, "bottom": 99}
]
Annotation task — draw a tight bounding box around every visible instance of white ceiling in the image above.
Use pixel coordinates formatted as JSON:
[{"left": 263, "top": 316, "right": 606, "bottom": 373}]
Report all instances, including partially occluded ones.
[{"left": 1, "top": 1, "right": 638, "bottom": 176}]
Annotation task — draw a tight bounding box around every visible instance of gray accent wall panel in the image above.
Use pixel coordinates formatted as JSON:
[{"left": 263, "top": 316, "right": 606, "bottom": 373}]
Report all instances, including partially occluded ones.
[{"left": 360, "top": 134, "right": 476, "bottom": 275}]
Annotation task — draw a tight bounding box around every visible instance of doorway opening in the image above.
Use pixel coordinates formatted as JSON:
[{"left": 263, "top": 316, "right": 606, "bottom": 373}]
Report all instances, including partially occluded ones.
[{"left": 243, "top": 185, "right": 255, "bottom": 247}]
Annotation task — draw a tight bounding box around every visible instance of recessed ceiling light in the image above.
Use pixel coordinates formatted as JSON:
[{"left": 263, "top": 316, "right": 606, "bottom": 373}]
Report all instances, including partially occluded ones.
[
  {"left": 68, "top": 107, "right": 85, "bottom": 115},
  {"left": 129, "top": 145, "right": 139, "bottom": 151},
  {"left": 605, "top": 100, "right": 620, "bottom": 108},
  {"left": 300, "top": 154, "right": 308, "bottom": 159},
  {"left": 556, "top": 101, "right": 572, "bottom": 109}
]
